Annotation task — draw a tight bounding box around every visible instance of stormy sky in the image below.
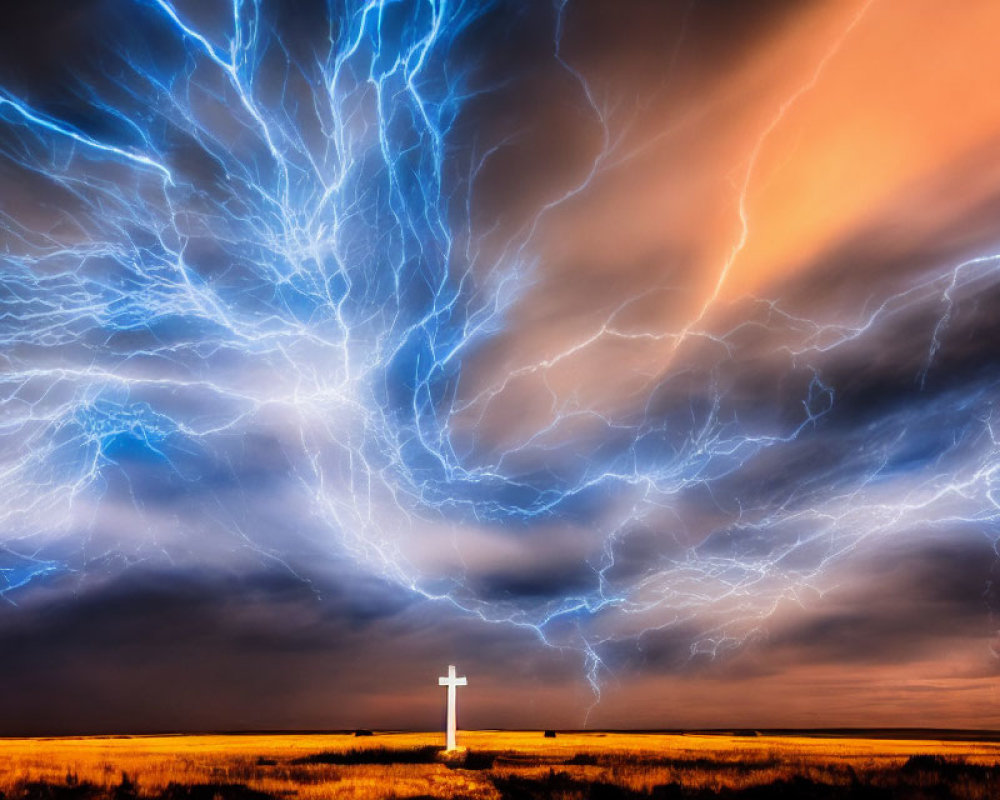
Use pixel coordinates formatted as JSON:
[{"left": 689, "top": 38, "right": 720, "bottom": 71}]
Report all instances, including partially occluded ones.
[{"left": 2, "top": 0, "right": 1000, "bottom": 734}]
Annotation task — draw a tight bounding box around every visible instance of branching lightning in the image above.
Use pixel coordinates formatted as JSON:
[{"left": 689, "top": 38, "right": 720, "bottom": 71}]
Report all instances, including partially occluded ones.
[{"left": 2, "top": 0, "right": 1000, "bottom": 709}]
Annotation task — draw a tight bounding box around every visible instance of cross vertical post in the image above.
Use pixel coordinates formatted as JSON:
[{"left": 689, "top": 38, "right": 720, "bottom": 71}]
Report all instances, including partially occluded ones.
[{"left": 437, "top": 664, "right": 467, "bottom": 751}]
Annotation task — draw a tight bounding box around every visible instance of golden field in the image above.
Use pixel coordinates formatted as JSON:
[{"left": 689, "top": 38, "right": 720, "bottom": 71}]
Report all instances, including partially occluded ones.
[{"left": 0, "top": 730, "right": 998, "bottom": 799}]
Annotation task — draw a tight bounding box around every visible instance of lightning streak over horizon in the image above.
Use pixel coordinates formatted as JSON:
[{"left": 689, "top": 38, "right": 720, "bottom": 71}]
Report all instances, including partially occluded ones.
[{"left": 2, "top": 0, "right": 1000, "bottom": 705}]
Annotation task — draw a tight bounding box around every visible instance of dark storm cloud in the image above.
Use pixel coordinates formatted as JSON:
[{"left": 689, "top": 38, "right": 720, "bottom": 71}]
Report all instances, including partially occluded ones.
[
  {"left": 0, "top": 569, "right": 586, "bottom": 735},
  {"left": 468, "top": 561, "right": 597, "bottom": 602},
  {"left": 764, "top": 539, "right": 999, "bottom": 667},
  {"left": 600, "top": 534, "right": 998, "bottom": 675}
]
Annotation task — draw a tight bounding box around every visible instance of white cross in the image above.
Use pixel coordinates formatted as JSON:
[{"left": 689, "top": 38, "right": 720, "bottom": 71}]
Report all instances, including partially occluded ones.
[{"left": 437, "top": 664, "right": 467, "bottom": 751}]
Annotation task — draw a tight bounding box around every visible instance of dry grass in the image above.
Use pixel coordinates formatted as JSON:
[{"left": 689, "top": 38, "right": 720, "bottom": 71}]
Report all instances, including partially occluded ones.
[{"left": 0, "top": 731, "right": 997, "bottom": 799}]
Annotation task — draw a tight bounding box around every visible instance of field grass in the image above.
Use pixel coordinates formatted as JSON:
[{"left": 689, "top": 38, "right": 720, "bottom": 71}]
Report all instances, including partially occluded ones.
[{"left": 0, "top": 731, "right": 998, "bottom": 799}]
